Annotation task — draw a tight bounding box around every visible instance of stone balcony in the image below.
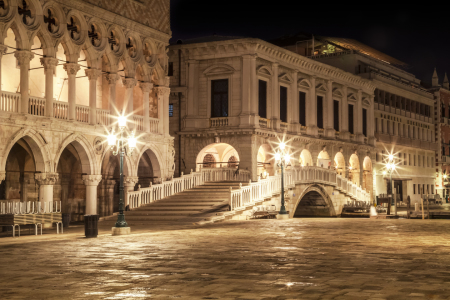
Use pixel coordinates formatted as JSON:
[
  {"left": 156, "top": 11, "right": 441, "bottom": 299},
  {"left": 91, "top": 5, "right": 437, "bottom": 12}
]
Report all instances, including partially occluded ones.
[{"left": 0, "top": 90, "right": 162, "bottom": 135}]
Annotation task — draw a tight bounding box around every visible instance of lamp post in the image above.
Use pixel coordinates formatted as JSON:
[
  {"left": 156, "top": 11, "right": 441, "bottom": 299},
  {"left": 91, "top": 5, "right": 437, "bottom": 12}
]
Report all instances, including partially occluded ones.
[
  {"left": 384, "top": 154, "right": 396, "bottom": 215},
  {"left": 275, "top": 142, "right": 290, "bottom": 219},
  {"left": 107, "top": 114, "right": 137, "bottom": 235}
]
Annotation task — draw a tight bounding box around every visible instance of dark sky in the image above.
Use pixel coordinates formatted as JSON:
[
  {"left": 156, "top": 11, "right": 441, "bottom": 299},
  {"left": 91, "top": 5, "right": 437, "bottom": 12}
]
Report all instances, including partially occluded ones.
[{"left": 170, "top": 1, "right": 448, "bottom": 86}]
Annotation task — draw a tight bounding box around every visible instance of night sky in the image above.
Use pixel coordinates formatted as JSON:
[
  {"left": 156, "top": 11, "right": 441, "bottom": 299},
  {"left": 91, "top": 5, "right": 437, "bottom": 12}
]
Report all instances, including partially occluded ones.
[{"left": 170, "top": 2, "right": 448, "bottom": 86}]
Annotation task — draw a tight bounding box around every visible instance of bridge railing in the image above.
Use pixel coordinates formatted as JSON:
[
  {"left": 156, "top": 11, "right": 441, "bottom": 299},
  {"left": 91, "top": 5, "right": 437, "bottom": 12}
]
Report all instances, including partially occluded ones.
[
  {"left": 127, "top": 168, "right": 251, "bottom": 209},
  {"left": 230, "top": 165, "right": 370, "bottom": 212}
]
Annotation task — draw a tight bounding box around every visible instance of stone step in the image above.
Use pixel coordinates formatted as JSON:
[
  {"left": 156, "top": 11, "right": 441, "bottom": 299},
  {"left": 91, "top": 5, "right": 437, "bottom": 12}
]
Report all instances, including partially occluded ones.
[
  {"left": 133, "top": 206, "right": 212, "bottom": 211},
  {"left": 126, "top": 211, "right": 199, "bottom": 216}
]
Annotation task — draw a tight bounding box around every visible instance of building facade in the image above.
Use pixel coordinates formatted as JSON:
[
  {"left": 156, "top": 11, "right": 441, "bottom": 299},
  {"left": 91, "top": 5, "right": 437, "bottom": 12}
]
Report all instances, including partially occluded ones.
[
  {"left": 429, "top": 70, "right": 450, "bottom": 199},
  {"left": 168, "top": 37, "right": 377, "bottom": 205},
  {"left": 0, "top": 0, "right": 174, "bottom": 220},
  {"left": 272, "top": 35, "right": 438, "bottom": 204}
]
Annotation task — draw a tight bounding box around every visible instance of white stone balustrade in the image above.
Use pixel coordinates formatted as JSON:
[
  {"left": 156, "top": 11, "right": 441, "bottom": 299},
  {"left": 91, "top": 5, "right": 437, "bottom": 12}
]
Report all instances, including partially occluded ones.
[
  {"left": 0, "top": 91, "right": 20, "bottom": 113},
  {"left": 0, "top": 200, "right": 62, "bottom": 215}
]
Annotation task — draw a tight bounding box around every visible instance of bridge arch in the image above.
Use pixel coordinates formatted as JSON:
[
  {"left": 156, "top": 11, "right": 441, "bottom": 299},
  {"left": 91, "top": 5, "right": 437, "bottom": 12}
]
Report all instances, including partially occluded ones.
[{"left": 292, "top": 184, "right": 337, "bottom": 218}]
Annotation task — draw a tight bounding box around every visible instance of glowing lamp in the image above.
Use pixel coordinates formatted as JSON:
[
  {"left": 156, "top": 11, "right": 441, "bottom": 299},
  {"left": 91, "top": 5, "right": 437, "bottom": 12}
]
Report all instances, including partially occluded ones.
[
  {"left": 118, "top": 115, "right": 127, "bottom": 128},
  {"left": 391, "top": 164, "right": 396, "bottom": 171},
  {"left": 107, "top": 133, "right": 116, "bottom": 146},
  {"left": 444, "top": 174, "right": 448, "bottom": 179},
  {"left": 382, "top": 171, "right": 387, "bottom": 175},
  {"left": 128, "top": 135, "right": 137, "bottom": 149},
  {"left": 388, "top": 154, "right": 394, "bottom": 161},
  {"left": 279, "top": 142, "right": 286, "bottom": 151},
  {"left": 284, "top": 154, "right": 290, "bottom": 163},
  {"left": 275, "top": 152, "right": 281, "bottom": 162}
]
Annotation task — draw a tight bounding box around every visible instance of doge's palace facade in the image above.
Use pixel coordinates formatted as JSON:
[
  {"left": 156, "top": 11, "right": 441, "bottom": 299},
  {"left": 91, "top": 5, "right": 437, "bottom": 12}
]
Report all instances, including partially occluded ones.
[{"left": 0, "top": 0, "right": 174, "bottom": 219}]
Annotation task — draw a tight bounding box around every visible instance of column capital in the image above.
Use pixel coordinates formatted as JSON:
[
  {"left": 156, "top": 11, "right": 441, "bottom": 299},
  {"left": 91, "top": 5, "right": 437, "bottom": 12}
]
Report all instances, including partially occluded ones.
[
  {"left": 106, "top": 73, "right": 120, "bottom": 85},
  {"left": 155, "top": 86, "right": 170, "bottom": 98},
  {"left": 122, "top": 78, "right": 137, "bottom": 89},
  {"left": 82, "top": 174, "right": 102, "bottom": 186},
  {"left": 85, "top": 68, "right": 102, "bottom": 81},
  {"left": 140, "top": 82, "right": 154, "bottom": 93},
  {"left": 124, "top": 176, "right": 139, "bottom": 186},
  {"left": 14, "top": 50, "right": 34, "bottom": 64},
  {"left": 40, "top": 57, "right": 59, "bottom": 70},
  {"left": 35, "top": 173, "right": 59, "bottom": 185},
  {"left": 63, "top": 63, "right": 80, "bottom": 75}
]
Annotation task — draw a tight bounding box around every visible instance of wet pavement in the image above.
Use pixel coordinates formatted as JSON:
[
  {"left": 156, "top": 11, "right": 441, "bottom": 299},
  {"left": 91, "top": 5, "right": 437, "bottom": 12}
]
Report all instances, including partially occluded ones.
[{"left": 2, "top": 218, "right": 450, "bottom": 299}]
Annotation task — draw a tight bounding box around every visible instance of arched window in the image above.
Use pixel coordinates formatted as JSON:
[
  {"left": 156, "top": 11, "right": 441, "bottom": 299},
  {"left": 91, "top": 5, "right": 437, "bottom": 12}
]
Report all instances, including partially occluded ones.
[
  {"left": 227, "top": 156, "right": 238, "bottom": 168},
  {"left": 203, "top": 154, "right": 216, "bottom": 168}
]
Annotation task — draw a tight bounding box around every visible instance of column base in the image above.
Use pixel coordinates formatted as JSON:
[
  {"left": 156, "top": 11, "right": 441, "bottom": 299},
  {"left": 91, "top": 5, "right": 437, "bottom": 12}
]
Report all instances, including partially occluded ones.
[
  {"left": 112, "top": 227, "right": 131, "bottom": 236},
  {"left": 325, "top": 128, "right": 336, "bottom": 138},
  {"left": 276, "top": 213, "right": 290, "bottom": 220}
]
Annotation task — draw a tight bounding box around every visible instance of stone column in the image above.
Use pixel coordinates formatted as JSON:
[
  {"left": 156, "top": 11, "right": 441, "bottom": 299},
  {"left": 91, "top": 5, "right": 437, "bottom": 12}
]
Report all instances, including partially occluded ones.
[
  {"left": 306, "top": 76, "right": 317, "bottom": 135},
  {"left": 155, "top": 86, "right": 171, "bottom": 136},
  {"left": 140, "top": 82, "right": 153, "bottom": 132},
  {"left": 325, "top": 80, "right": 335, "bottom": 137},
  {"left": 290, "top": 71, "right": 298, "bottom": 126},
  {"left": 122, "top": 78, "right": 136, "bottom": 116},
  {"left": 82, "top": 175, "right": 102, "bottom": 215},
  {"left": 63, "top": 63, "right": 80, "bottom": 121},
  {"left": 40, "top": 58, "right": 59, "bottom": 118},
  {"left": 106, "top": 73, "right": 119, "bottom": 123},
  {"left": 271, "top": 63, "right": 279, "bottom": 130},
  {"left": 0, "top": 44, "right": 7, "bottom": 92},
  {"left": 85, "top": 69, "right": 102, "bottom": 125},
  {"left": 35, "top": 173, "right": 59, "bottom": 207},
  {"left": 340, "top": 85, "right": 349, "bottom": 139},
  {"left": 124, "top": 176, "right": 139, "bottom": 208},
  {"left": 15, "top": 51, "right": 34, "bottom": 114},
  {"left": 240, "top": 54, "right": 257, "bottom": 127},
  {"left": 368, "top": 95, "right": 376, "bottom": 145},
  {"left": 355, "top": 90, "right": 364, "bottom": 142},
  {"left": 186, "top": 60, "right": 199, "bottom": 126}
]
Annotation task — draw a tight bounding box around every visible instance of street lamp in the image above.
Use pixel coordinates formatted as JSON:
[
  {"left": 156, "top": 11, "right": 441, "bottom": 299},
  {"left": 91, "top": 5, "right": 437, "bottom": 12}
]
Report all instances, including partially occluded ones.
[
  {"left": 107, "top": 114, "right": 137, "bottom": 234},
  {"left": 385, "top": 154, "right": 396, "bottom": 215},
  {"left": 275, "top": 142, "right": 290, "bottom": 219}
]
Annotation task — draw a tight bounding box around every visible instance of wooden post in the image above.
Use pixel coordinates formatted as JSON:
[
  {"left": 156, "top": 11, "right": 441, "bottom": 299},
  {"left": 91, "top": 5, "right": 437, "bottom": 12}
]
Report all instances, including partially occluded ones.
[
  {"left": 427, "top": 193, "right": 430, "bottom": 219},
  {"left": 394, "top": 189, "right": 397, "bottom": 216},
  {"left": 421, "top": 196, "right": 424, "bottom": 220}
]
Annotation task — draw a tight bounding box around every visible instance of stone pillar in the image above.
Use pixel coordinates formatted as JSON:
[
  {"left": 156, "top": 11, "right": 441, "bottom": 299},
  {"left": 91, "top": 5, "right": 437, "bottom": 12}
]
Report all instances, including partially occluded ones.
[
  {"left": 15, "top": 51, "right": 34, "bottom": 114},
  {"left": 0, "top": 44, "right": 7, "bottom": 92},
  {"left": 106, "top": 73, "right": 119, "bottom": 112},
  {"left": 340, "top": 85, "right": 349, "bottom": 139},
  {"left": 290, "top": 71, "right": 298, "bottom": 126},
  {"left": 63, "top": 63, "right": 80, "bottom": 121},
  {"left": 306, "top": 76, "right": 317, "bottom": 135},
  {"left": 35, "top": 173, "right": 59, "bottom": 206},
  {"left": 355, "top": 90, "right": 364, "bottom": 142},
  {"left": 140, "top": 82, "right": 153, "bottom": 132},
  {"left": 271, "top": 63, "right": 279, "bottom": 130},
  {"left": 325, "top": 80, "right": 335, "bottom": 137},
  {"left": 122, "top": 78, "right": 136, "bottom": 116},
  {"left": 82, "top": 175, "right": 102, "bottom": 215},
  {"left": 155, "top": 86, "right": 171, "bottom": 136},
  {"left": 186, "top": 60, "right": 199, "bottom": 123},
  {"left": 40, "top": 57, "right": 59, "bottom": 118},
  {"left": 124, "top": 176, "right": 139, "bottom": 208},
  {"left": 85, "top": 69, "right": 102, "bottom": 125},
  {"left": 240, "top": 54, "right": 257, "bottom": 127}
]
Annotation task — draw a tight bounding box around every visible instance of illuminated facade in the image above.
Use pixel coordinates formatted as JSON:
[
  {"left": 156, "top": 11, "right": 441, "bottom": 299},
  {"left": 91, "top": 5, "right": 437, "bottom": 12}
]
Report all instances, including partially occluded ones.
[
  {"left": 168, "top": 37, "right": 377, "bottom": 204},
  {"left": 274, "top": 34, "right": 438, "bottom": 204},
  {"left": 0, "top": 0, "right": 174, "bottom": 219}
]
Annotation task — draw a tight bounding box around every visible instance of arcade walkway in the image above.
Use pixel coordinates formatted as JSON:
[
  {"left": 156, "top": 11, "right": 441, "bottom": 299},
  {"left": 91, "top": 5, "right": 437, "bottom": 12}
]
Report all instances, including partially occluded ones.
[{"left": 2, "top": 219, "right": 450, "bottom": 299}]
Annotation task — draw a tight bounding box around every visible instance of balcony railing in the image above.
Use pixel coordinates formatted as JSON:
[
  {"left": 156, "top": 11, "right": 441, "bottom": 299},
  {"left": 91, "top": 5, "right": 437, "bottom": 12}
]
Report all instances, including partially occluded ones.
[
  {"left": 259, "top": 118, "right": 270, "bottom": 128},
  {"left": 75, "top": 105, "right": 89, "bottom": 123},
  {"left": 0, "top": 91, "right": 19, "bottom": 113},
  {"left": 149, "top": 117, "right": 159, "bottom": 133},
  {"left": 280, "top": 122, "right": 289, "bottom": 131},
  {"left": 53, "top": 101, "right": 69, "bottom": 120},
  {"left": 133, "top": 115, "right": 144, "bottom": 131},
  {"left": 210, "top": 117, "right": 228, "bottom": 127},
  {"left": 97, "top": 108, "right": 110, "bottom": 126},
  {"left": 28, "top": 96, "right": 46, "bottom": 116}
]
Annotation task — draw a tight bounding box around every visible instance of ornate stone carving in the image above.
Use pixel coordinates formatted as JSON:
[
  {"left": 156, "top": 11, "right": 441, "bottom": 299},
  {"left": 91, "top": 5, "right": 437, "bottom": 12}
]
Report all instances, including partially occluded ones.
[
  {"left": 14, "top": 51, "right": 34, "bottom": 64},
  {"left": 122, "top": 78, "right": 137, "bottom": 89},
  {"left": 124, "top": 176, "right": 139, "bottom": 186},
  {"left": 82, "top": 175, "right": 102, "bottom": 186},
  {"left": 93, "top": 136, "right": 104, "bottom": 155},
  {"left": 40, "top": 57, "right": 59, "bottom": 70},
  {"left": 155, "top": 86, "right": 170, "bottom": 99},
  {"left": 106, "top": 73, "right": 120, "bottom": 85},
  {"left": 140, "top": 82, "right": 153, "bottom": 93},
  {"left": 63, "top": 63, "right": 81, "bottom": 75},
  {"left": 35, "top": 173, "right": 59, "bottom": 185},
  {"left": 85, "top": 69, "right": 102, "bottom": 81}
]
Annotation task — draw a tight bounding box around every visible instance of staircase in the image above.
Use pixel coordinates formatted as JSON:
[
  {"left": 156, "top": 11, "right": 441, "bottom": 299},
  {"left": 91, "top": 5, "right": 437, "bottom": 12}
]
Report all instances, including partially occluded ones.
[{"left": 102, "top": 182, "right": 248, "bottom": 225}]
